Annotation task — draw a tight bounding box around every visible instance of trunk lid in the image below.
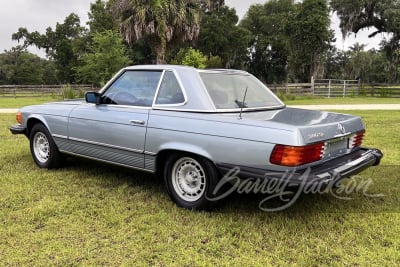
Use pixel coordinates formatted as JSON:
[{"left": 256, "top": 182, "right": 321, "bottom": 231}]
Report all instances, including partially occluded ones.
[
  {"left": 241, "top": 107, "right": 365, "bottom": 160},
  {"left": 221, "top": 107, "right": 365, "bottom": 144}
]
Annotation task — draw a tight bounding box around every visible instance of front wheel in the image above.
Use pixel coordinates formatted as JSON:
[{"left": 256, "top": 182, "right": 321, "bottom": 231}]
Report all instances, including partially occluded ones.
[
  {"left": 164, "top": 154, "right": 220, "bottom": 210},
  {"left": 29, "top": 124, "right": 62, "bottom": 169}
]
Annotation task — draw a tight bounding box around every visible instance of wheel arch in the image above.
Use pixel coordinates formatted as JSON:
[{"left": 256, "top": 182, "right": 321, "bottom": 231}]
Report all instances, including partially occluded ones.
[
  {"left": 26, "top": 115, "right": 50, "bottom": 136},
  {"left": 154, "top": 146, "right": 215, "bottom": 177}
]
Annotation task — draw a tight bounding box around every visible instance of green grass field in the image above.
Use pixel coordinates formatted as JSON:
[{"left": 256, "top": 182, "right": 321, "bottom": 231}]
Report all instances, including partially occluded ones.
[
  {"left": 0, "top": 111, "right": 399, "bottom": 266},
  {"left": 0, "top": 96, "right": 62, "bottom": 108},
  {"left": 284, "top": 96, "right": 400, "bottom": 105}
]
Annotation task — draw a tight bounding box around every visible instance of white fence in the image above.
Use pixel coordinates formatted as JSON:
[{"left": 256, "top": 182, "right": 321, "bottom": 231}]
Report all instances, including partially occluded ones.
[
  {"left": 0, "top": 84, "right": 96, "bottom": 98},
  {"left": 268, "top": 79, "right": 362, "bottom": 97},
  {"left": 313, "top": 79, "right": 360, "bottom": 98}
]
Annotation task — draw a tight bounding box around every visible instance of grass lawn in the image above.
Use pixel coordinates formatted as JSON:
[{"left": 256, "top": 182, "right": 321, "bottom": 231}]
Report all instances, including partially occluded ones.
[
  {"left": 0, "top": 111, "right": 399, "bottom": 266},
  {"left": 0, "top": 96, "right": 62, "bottom": 108},
  {"left": 284, "top": 96, "right": 400, "bottom": 105}
]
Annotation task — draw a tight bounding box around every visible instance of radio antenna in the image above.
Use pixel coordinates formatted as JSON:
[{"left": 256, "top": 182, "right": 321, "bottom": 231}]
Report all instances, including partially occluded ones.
[{"left": 238, "top": 86, "right": 248, "bottom": 120}]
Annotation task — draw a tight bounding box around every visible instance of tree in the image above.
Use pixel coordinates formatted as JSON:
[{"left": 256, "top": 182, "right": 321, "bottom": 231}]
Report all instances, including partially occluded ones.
[
  {"left": 241, "top": 0, "right": 294, "bottom": 83},
  {"left": 197, "top": 6, "right": 250, "bottom": 68},
  {"left": 87, "top": 1, "right": 155, "bottom": 67},
  {"left": 12, "top": 13, "right": 87, "bottom": 83},
  {"left": 199, "top": 0, "right": 225, "bottom": 11},
  {"left": 324, "top": 47, "right": 350, "bottom": 80},
  {"left": 330, "top": 0, "right": 400, "bottom": 83},
  {"left": 364, "top": 49, "right": 388, "bottom": 83},
  {"left": 112, "top": 0, "right": 202, "bottom": 64},
  {"left": 171, "top": 47, "right": 207, "bottom": 68},
  {"left": 345, "top": 47, "right": 388, "bottom": 83},
  {"left": 0, "top": 46, "right": 57, "bottom": 85},
  {"left": 381, "top": 38, "right": 400, "bottom": 83},
  {"left": 74, "top": 30, "right": 131, "bottom": 86},
  {"left": 287, "top": 0, "right": 333, "bottom": 81},
  {"left": 330, "top": 0, "right": 400, "bottom": 38},
  {"left": 324, "top": 46, "right": 389, "bottom": 83},
  {"left": 87, "top": 0, "right": 116, "bottom": 33}
]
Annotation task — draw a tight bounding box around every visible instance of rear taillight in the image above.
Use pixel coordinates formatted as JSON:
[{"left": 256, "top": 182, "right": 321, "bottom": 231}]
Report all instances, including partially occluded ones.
[
  {"left": 270, "top": 142, "right": 325, "bottom": 166},
  {"left": 350, "top": 130, "right": 365, "bottom": 148}
]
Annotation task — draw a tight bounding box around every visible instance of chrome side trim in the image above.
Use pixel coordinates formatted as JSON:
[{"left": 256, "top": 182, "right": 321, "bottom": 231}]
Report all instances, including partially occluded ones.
[
  {"left": 59, "top": 150, "right": 154, "bottom": 173},
  {"left": 197, "top": 69, "right": 248, "bottom": 75},
  {"left": 69, "top": 137, "right": 144, "bottom": 154},
  {"left": 52, "top": 134, "right": 68, "bottom": 139},
  {"left": 144, "top": 151, "right": 157, "bottom": 156},
  {"left": 92, "top": 104, "right": 152, "bottom": 110},
  {"left": 152, "top": 105, "right": 286, "bottom": 113}
]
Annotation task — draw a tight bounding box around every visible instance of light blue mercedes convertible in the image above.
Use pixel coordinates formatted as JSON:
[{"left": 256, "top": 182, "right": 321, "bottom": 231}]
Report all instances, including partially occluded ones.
[{"left": 10, "top": 65, "right": 383, "bottom": 210}]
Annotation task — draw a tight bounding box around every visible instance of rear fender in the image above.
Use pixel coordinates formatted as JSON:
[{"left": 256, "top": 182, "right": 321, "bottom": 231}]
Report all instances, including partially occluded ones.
[{"left": 157, "top": 142, "right": 213, "bottom": 161}]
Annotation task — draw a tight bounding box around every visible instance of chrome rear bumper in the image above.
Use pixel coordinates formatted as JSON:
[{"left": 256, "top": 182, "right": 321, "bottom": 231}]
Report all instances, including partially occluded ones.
[{"left": 216, "top": 148, "right": 383, "bottom": 186}]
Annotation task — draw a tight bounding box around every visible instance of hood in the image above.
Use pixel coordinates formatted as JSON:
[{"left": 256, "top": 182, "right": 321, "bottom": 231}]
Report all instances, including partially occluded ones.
[{"left": 20, "top": 99, "right": 86, "bottom": 117}]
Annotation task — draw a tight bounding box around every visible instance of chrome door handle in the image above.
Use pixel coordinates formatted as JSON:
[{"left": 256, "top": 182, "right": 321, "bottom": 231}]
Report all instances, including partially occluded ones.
[{"left": 129, "top": 120, "right": 145, "bottom": 125}]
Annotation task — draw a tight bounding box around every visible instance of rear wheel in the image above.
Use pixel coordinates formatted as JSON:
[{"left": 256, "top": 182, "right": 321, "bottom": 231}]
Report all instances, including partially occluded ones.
[
  {"left": 29, "top": 124, "right": 62, "bottom": 169},
  {"left": 164, "top": 154, "right": 220, "bottom": 210}
]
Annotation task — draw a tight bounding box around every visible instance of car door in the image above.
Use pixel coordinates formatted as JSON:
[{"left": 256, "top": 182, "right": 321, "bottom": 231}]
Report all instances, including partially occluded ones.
[{"left": 67, "top": 70, "right": 163, "bottom": 170}]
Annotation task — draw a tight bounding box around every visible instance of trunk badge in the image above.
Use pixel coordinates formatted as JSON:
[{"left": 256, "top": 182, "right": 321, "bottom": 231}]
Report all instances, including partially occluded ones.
[
  {"left": 338, "top": 123, "right": 346, "bottom": 134},
  {"left": 308, "top": 132, "right": 325, "bottom": 140}
]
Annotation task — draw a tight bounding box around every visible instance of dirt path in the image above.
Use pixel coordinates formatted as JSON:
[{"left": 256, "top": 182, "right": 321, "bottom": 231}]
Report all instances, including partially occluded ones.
[{"left": 0, "top": 109, "right": 19, "bottom": 113}]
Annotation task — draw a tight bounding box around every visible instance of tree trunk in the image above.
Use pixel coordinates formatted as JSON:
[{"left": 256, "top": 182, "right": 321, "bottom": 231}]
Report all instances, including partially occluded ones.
[{"left": 155, "top": 41, "right": 166, "bottom": 64}]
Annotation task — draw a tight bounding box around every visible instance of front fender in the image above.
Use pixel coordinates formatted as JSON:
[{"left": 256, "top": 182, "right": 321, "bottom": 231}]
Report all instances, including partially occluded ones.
[{"left": 26, "top": 114, "right": 51, "bottom": 133}]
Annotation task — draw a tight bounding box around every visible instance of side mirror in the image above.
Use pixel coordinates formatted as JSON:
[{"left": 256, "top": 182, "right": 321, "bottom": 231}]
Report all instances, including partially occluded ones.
[{"left": 85, "top": 92, "right": 101, "bottom": 104}]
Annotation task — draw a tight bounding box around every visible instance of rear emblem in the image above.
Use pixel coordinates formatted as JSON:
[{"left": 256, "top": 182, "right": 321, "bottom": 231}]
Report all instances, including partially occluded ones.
[
  {"left": 308, "top": 132, "right": 325, "bottom": 140},
  {"left": 338, "top": 123, "right": 346, "bottom": 134}
]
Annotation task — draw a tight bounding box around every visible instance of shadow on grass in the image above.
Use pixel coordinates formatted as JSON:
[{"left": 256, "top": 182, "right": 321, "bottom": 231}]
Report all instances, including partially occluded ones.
[
  {"left": 63, "top": 156, "right": 163, "bottom": 189},
  {"left": 217, "top": 165, "right": 399, "bottom": 215},
  {"left": 52, "top": 157, "right": 399, "bottom": 215}
]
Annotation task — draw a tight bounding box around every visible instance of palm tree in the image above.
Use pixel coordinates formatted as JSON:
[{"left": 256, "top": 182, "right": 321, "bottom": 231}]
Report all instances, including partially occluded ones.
[
  {"left": 349, "top": 43, "right": 366, "bottom": 53},
  {"left": 113, "top": 0, "right": 202, "bottom": 64},
  {"left": 199, "top": 0, "right": 225, "bottom": 11}
]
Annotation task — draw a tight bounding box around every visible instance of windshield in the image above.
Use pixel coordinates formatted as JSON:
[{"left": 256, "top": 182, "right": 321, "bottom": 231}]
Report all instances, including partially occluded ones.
[{"left": 199, "top": 71, "right": 283, "bottom": 109}]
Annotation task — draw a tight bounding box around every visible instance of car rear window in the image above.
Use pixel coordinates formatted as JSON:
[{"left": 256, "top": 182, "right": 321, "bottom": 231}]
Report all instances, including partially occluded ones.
[{"left": 199, "top": 71, "right": 283, "bottom": 109}]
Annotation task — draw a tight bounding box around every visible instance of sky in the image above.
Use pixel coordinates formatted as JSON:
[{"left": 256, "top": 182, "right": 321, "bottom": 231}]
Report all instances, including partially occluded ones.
[{"left": 0, "top": 0, "right": 390, "bottom": 57}]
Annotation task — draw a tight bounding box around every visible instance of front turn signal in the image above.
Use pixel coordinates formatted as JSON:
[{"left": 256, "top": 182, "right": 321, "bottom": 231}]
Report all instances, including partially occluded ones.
[{"left": 16, "top": 111, "right": 22, "bottom": 124}]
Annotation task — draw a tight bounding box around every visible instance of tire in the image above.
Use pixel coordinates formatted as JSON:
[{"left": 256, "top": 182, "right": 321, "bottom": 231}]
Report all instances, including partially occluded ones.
[
  {"left": 29, "top": 123, "right": 62, "bottom": 169},
  {"left": 164, "top": 153, "right": 220, "bottom": 210}
]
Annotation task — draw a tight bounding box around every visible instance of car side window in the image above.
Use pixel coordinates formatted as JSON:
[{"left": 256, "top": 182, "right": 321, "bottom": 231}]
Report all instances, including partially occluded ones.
[
  {"left": 155, "top": 71, "right": 185, "bottom": 105},
  {"left": 102, "top": 70, "right": 162, "bottom": 106}
]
